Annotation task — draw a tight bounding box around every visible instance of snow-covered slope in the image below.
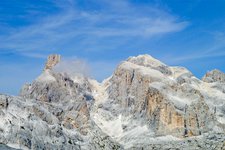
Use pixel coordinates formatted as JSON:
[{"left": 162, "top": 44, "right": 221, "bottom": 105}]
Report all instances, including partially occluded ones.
[{"left": 0, "top": 54, "right": 225, "bottom": 150}]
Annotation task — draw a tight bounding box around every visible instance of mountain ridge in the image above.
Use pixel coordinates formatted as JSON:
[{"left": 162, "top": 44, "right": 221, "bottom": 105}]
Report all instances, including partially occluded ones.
[{"left": 0, "top": 54, "right": 224, "bottom": 150}]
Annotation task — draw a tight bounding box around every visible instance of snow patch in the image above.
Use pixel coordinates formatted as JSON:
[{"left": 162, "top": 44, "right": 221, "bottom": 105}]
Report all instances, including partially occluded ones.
[
  {"left": 169, "top": 66, "right": 191, "bottom": 79},
  {"left": 218, "top": 116, "right": 225, "bottom": 124},
  {"left": 168, "top": 95, "right": 193, "bottom": 107},
  {"left": 92, "top": 113, "right": 124, "bottom": 138},
  {"left": 89, "top": 79, "right": 109, "bottom": 104},
  {"left": 120, "top": 61, "right": 165, "bottom": 81},
  {"left": 128, "top": 54, "right": 166, "bottom": 68},
  {"left": 72, "top": 75, "right": 86, "bottom": 84}
]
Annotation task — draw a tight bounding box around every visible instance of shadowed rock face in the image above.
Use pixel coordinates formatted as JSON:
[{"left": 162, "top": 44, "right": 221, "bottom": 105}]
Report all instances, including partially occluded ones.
[{"left": 0, "top": 54, "right": 225, "bottom": 149}]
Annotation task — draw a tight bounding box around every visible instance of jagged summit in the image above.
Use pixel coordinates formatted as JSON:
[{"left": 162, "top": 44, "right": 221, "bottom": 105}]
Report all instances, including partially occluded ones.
[
  {"left": 202, "top": 69, "right": 225, "bottom": 83},
  {"left": 127, "top": 54, "right": 166, "bottom": 68}
]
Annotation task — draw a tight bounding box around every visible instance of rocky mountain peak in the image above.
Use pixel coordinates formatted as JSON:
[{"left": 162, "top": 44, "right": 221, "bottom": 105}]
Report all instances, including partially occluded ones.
[
  {"left": 1, "top": 54, "right": 225, "bottom": 150},
  {"left": 44, "top": 54, "right": 61, "bottom": 70},
  {"left": 127, "top": 54, "right": 166, "bottom": 68},
  {"left": 202, "top": 69, "right": 225, "bottom": 83},
  {"left": 124, "top": 54, "right": 172, "bottom": 76}
]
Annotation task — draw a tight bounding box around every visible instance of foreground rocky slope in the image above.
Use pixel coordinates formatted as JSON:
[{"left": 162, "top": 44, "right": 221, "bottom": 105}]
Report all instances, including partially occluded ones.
[{"left": 0, "top": 54, "right": 225, "bottom": 149}]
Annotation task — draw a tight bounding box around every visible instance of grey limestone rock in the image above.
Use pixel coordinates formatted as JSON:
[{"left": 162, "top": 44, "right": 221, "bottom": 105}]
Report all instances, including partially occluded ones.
[
  {"left": 0, "top": 54, "right": 225, "bottom": 150},
  {"left": 202, "top": 69, "right": 225, "bottom": 83}
]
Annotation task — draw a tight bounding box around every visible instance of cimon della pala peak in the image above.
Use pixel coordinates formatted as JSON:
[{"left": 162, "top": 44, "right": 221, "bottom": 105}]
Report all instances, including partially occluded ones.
[{"left": 0, "top": 54, "right": 225, "bottom": 150}]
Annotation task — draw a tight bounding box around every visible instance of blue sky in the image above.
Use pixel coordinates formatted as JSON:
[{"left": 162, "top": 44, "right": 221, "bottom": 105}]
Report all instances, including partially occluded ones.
[{"left": 0, "top": 0, "right": 225, "bottom": 95}]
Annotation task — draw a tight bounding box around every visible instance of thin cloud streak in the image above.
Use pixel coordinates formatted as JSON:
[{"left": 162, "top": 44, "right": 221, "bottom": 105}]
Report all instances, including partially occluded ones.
[
  {"left": 164, "top": 31, "right": 225, "bottom": 64},
  {"left": 170, "top": 51, "right": 225, "bottom": 64},
  {"left": 19, "top": 52, "right": 48, "bottom": 59},
  {"left": 165, "top": 50, "right": 225, "bottom": 64}
]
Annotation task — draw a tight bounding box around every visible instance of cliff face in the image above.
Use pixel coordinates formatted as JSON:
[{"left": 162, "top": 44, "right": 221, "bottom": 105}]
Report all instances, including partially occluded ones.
[
  {"left": 0, "top": 54, "right": 225, "bottom": 150},
  {"left": 106, "top": 55, "right": 216, "bottom": 138}
]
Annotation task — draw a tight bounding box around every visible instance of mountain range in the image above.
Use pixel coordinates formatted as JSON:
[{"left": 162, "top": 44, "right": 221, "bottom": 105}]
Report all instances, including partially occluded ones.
[{"left": 0, "top": 54, "right": 224, "bottom": 150}]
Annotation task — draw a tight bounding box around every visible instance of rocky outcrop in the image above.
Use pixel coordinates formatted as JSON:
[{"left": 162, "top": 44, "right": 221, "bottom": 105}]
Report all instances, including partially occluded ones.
[
  {"left": 44, "top": 54, "right": 61, "bottom": 71},
  {"left": 145, "top": 88, "right": 215, "bottom": 137},
  {"left": 0, "top": 95, "right": 8, "bottom": 109},
  {"left": 130, "top": 133, "right": 225, "bottom": 150},
  {"left": 202, "top": 69, "right": 225, "bottom": 83},
  {"left": 0, "top": 94, "right": 122, "bottom": 150},
  {"left": 20, "top": 71, "right": 92, "bottom": 134}
]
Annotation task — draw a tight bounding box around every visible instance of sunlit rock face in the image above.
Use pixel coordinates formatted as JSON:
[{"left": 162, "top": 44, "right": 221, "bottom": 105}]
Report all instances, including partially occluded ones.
[
  {"left": 21, "top": 55, "right": 96, "bottom": 136},
  {"left": 107, "top": 55, "right": 216, "bottom": 138},
  {"left": 1, "top": 55, "right": 122, "bottom": 150},
  {"left": 20, "top": 61, "right": 92, "bottom": 135},
  {"left": 0, "top": 54, "right": 225, "bottom": 150},
  {"left": 44, "top": 54, "right": 61, "bottom": 71}
]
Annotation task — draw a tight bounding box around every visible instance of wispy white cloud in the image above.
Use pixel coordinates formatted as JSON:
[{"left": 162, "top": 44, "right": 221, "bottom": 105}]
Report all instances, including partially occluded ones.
[
  {"left": 19, "top": 52, "right": 48, "bottom": 59},
  {"left": 0, "top": 0, "right": 188, "bottom": 57},
  {"left": 168, "top": 51, "right": 225, "bottom": 64},
  {"left": 166, "top": 31, "right": 225, "bottom": 64}
]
